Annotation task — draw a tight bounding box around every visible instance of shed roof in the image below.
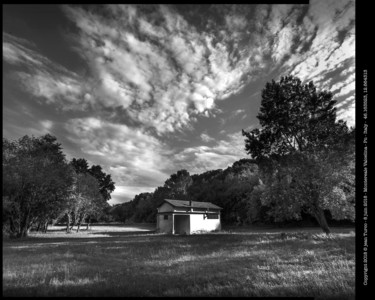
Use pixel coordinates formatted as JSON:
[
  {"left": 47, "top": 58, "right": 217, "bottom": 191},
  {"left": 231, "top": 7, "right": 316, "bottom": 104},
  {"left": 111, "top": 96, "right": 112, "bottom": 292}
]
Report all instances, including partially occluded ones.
[{"left": 163, "top": 199, "right": 222, "bottom": 210}]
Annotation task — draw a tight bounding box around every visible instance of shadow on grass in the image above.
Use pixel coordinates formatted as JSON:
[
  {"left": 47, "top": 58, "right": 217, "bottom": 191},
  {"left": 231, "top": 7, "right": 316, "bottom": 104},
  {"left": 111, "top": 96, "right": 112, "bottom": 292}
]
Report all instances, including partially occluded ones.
[
  {"left": 3, "top": 227, "right": 354, "bottom": 247},
  {"left": 90, "top": 230, "right": 157, "bottom": 237}
]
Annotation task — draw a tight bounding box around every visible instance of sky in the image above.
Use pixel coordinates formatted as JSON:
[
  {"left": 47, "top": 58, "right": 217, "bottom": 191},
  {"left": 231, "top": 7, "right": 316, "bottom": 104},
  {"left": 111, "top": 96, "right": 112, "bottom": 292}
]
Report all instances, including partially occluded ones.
[{"left": 3, "top": 2, "right": 355, "bottom": 205}]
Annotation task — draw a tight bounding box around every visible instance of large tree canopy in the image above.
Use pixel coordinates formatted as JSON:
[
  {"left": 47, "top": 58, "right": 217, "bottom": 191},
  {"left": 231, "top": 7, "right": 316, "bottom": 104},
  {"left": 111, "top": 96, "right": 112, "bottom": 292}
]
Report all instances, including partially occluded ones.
[
  {"left": 242, "top": 75, "right": 355, "bottom": 234},
  {"left": 3, "top": 134, "right": 74, "bottom": 237},
  {"left": 2, "top": 137, "right": 117, "bottom": 237},
  {"left": 164, "top": 169, "right": 192, "bottom": 200},
  {"left": 243, "top": 75, "right": 352, "bottom": 159},
  {"left": 69, "top": 158, "right": 115, "bottom": 202},
  {"left": 88, "top": 165, "right": 115, "bottom": 202}
]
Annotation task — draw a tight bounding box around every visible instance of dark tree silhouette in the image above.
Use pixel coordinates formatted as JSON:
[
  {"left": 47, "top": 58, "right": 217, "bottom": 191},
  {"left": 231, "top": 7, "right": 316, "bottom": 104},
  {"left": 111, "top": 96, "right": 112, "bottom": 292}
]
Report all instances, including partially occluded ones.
[
  {"left": 242, "top": 75, "right": 355, "bottom": 234},
  {"left": 3, "top": 134, "right": 74, "bottom": 237}
]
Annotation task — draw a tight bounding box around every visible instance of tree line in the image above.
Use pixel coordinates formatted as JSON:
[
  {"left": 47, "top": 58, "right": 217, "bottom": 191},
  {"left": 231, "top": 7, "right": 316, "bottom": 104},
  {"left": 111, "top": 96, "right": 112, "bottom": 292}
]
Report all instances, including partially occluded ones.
[
  {"left": 109, "top": 76, "right": 355, "bottom": 234},
  {"left": 3, "top": 75, "right": 355, "bottom": 236},
  {"left": 3, "top": 134, "right": 115, "bottom": 238}
]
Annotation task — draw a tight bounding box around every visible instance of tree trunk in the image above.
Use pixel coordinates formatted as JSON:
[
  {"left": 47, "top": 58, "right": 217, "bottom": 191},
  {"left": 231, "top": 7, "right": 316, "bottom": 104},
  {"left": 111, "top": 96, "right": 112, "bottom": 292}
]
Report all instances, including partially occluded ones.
[
  {"left": 70, "top": 213, "right": 75, "bottom": 231},
  {"left": 86, "top": 217, "right": 90, "bottom": 231},
  {"left": 76, "top": 213, "right": 85, "bottom": 233},
  {"left": 66, "top": 212, "right": 71, "bottom": 233},
  {"left": 18, "top": 211, "right": 30, "bottom": 238},
  {"left": 76, "top": 214, "right": 81, "bottom": 233},
  {"left": 18, "top": 224, "right": 28, "bottom": 238},
  {"left": 70, "top": 211, "right": 78, "bottom": 231},
  {"left": 43, "top": 221, "right": 49, "bottom": 233},
  {"left": 8, "top": 216, "right": 17, "bottom": 237},
  {"left": 313, "top": 207, "right": 331, "bottom": 235},
  {"left": 29, "top": 217, "right": 37, "bottom": 231},
  {"left": 18, "top": 228, "right": 28, "bottom": 238}
]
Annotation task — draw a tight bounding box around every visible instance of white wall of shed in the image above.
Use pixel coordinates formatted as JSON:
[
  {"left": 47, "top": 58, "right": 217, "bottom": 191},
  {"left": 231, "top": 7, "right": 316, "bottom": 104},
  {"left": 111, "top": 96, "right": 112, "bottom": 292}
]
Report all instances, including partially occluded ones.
[{"left": 189, "top": 214, "right": 221, "bottom": 233}]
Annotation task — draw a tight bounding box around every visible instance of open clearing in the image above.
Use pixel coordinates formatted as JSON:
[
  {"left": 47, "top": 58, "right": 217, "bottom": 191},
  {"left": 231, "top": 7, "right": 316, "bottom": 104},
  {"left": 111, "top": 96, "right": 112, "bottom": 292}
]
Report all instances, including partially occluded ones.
[{"left": 3, "top": 224, "right": 355, "bottom": 298}]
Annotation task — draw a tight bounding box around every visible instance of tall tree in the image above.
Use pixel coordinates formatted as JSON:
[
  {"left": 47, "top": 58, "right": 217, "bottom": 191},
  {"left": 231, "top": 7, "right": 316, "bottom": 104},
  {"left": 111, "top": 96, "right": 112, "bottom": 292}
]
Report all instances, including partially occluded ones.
[
  {"left": 66, "top": 159, "right": 114, "bottom": 232},
  {"left": 70, "top": 173, "right": 104, "bottom": 232},
  {"left": 3, "top": 134, "right": 74, "bottom": 237},
  {"left": 88, "top": 165, "right": 115, "bottom": 201},
  {"left": 164, "top": 169, "right": 192, "bottom": 200},
  {"left": 242, "top": 75, "right": 355, "bottom": 234},
  {"left": 70, "top": 158, "right": 89, "bottom": 174}
]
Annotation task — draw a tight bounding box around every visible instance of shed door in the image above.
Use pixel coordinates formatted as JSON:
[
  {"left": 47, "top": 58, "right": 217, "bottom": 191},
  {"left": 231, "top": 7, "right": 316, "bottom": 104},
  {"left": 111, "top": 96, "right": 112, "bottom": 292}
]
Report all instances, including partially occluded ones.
[{"left": 174, "top": 215, "right": 190, "bottom": 234}]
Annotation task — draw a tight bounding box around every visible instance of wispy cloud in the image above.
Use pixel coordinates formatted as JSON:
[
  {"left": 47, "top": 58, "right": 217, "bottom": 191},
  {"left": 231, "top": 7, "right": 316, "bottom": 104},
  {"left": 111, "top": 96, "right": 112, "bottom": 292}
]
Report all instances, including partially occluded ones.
[
  {"left": 40, "top": 120, "right": 53, "bottom": 131},
  {"left": 200, "top": 133, "right": 215, "bottom": 143},
  {"left": 175, "top": 131, "right": 246, "bottom": 174},
  {"left": 282, "top": 0, "right": 355, "bottom": 127},
  {"left": 231, "top": 109, "right": 246, "bottom": 117},
  {"left": 109, "top": 185, "right": 155, "bottom": 204},
  {"left": 3, "top": 32, "right": 90, "bottom": 111},
  {"left": 64, "top": 117, "right": 172, "bottom": 188},
  {"left": 3, "top": 32, "right": 45, "bottom": 66}
]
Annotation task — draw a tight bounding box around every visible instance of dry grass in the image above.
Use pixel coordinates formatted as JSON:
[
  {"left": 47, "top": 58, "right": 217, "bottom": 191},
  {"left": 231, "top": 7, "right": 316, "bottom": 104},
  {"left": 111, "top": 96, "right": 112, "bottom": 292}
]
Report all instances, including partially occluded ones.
[{"left": 3, "top": 224, "right": 355, "bottom": 298}]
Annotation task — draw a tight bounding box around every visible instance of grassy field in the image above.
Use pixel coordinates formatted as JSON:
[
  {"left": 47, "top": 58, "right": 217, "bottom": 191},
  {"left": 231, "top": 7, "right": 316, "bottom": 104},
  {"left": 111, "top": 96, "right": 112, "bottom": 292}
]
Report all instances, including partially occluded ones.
[{"left": 3, "top": 224, "right": 355, "bottom": 298}]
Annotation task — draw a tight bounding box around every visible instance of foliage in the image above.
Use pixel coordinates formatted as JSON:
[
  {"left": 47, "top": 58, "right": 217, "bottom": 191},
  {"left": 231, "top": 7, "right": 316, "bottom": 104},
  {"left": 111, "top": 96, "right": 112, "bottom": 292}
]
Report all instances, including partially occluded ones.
[
  {"left": 242, "top": 76, "right": 345, "bottom": 158},
  {"left": 110, "top": 202, "right": 133, "bottom": 223},
  {"left": 109, "top": 172, "right": 177, "bottom": 223},
  {"left": 2, "top": 135, "right": 117, "bottom": 237},
  {"left": 110, "top": 160, "right": 266, "bottom": 225},
  {"left": 88, "top": 165, "right": 115, "bottom": 201},
  {"left": 70, "top": 158, "right": 115, "bottom": 202},
  {"left": 164, "top": 169, "right": 192, "bottom": 200},
  {"left": 70, "top": 158, "right": 89, "bottom": 174},
  {"left": 188, "top": 159, "right": 262, "bottom": 224},
  {"left": 69, "top": 173, "right": 105, "bottom": 231}
]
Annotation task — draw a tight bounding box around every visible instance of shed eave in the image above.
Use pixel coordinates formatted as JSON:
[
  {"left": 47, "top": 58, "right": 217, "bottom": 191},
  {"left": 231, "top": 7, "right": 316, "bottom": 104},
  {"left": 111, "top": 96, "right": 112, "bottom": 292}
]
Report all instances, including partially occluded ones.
[
  {"left": 157, "top": 211, "right": 221, "bottom": 215},
  {"left": 161, "top": 199, "right": 222, "bottom": 210}
]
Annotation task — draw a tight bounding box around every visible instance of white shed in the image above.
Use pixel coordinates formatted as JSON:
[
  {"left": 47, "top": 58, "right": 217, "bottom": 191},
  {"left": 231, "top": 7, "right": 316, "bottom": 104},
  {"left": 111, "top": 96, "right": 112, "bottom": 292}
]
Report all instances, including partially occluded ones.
[{"left": 156, "top": 199, "right": 222, "bottom": 234}]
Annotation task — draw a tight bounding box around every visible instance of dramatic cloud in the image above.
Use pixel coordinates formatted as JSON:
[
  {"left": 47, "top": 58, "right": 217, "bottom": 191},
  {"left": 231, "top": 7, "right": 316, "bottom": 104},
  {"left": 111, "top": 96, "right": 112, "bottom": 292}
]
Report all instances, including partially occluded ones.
[
  {"left": 61, "top": 4, "right": 269, "bottom": 134},
  {"left": 5, "top": 3, "right": 355, "bottom": 131}
]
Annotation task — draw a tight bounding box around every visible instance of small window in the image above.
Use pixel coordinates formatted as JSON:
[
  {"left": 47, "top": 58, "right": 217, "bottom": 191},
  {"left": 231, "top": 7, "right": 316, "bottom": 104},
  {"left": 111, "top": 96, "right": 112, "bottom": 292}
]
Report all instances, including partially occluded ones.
[
  {"left": 207, "top": 214, "right": 219, "bottom": 219},
  {"left": 164, "top": 215, "right": 168, "bottom": 220}
]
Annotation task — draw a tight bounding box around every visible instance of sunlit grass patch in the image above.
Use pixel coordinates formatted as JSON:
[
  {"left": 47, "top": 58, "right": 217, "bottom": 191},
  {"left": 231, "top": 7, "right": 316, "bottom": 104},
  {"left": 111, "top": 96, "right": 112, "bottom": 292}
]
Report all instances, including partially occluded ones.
[{"left": 49, "top": 273, "right": 104, "bottom": 287}]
